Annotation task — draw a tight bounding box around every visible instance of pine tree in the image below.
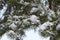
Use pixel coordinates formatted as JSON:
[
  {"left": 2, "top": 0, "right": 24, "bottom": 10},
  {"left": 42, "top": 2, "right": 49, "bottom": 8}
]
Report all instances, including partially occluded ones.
[{"left": 0, "top": 0, "right": 60, "bottom": 40}]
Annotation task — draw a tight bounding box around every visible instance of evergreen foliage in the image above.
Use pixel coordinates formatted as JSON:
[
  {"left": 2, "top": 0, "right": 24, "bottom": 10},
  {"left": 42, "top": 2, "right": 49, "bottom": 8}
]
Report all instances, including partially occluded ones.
[{"left": 0, "top": 0, "right": 60, "bottom": 40}]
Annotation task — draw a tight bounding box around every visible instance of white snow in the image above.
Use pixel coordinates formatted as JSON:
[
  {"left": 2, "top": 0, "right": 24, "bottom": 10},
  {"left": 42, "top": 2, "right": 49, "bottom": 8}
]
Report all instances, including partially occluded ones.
[
  {"left": 39, "top": 21, "right": 53, "bottom": 31},
  {"left": 7, "top": 30, "right": 16, "bottom": 35},
  {"left": 0, "top": 30, "right": 16, "bottom": 40},
  {"left": 9, "top": 23, "right": 17, "bottom": 30},
  {"left": 0, "top": 4, "right": 7, "bottom": 18},
  {"left": 0, "top": 29, "right": 50, "bottom": 40},
  {"left": 48, "top": 10, "right": 56, "bottom": 21},
  {"left": 0, "top": 0, "right": 53, "bottom": 40},
  {"left": 24, "top": 2, "right": 30, "bottom": 5},
  {"left": 56, "top": 24, "right": 60, "bottom": 30},
  {"left": 23, "top": 29, "right": 50, "bottom": 40},
  {"left": 13, "top": 15, "right": 19, "bottom": 20},
  {"left": 57, "top": 9, "right": 60, "bottom": 15},
  {"left": 29, "top": 15, "right": 40, "bottom": 24},
  {"left": 30, "top": 7, "right": 39, "bottom": 13},
  {"left": 23, "top": 19, "right": 30, "bottom": 25},
  {"left": 29, "top": 15, "right": 38, "bottom": 21},
  {"left": 1, "top": 33, "right": 13, "bottom": 40},
  {"left": 41, "top": 0, "right": 48, "bottom": 6}
]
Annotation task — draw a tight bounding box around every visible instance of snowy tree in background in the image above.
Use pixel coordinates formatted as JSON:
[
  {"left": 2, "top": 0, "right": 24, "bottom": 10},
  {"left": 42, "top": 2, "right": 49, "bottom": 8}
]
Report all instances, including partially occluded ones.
[{"left": 0, "top": 0, "right": 60, "bottom": 40}]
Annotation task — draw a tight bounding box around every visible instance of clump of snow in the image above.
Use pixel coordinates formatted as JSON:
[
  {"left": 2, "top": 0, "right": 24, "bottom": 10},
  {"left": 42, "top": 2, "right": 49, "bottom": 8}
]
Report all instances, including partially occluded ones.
[
  {"left": 7, "top": 30, "right": 17, "bottom": 38},
  {"left": 0, "top": 16, "right": 4, "bottom": 20},
  {"left": 31, "top": 3, "right": 38, "bottom": 7},
  {"left": 22, "top": 15, "right": 40, "bottom": 26},
  {"left": 0, "top": 30, "right": 17, "bottom": 40},
  {"left": 40, "top": 10, "right": 45, "bottom": 16},
  {"left": 29, "top": 15, "right": 40, "bottom": 24},
  {"left": 0, "top": 4, "right": 7, "bottom": 18},
  {"left": 23, "top": 29, "right": 50, "bottom": 40},
  {"left": 20, "top": 0, "right": 29, "bottom": 6},
  {"left": 7, "top": 30, "right": 15, "bottom": 35},
  {"left": 29, "top": 15, "right": 38, "bottom": 21},
  {"left": 41, "top": 0, "right": 46, "bottom": 5},
  {"left": 56, "top": 24, "right": 60, "bottom": 30},
  {"left": 57, "top": 9, "right": 60, "bottom": 17},
  {"left": 38, "top": 5, "right": 45, "bottom": 16},
  {"left": 23, "top": 19, "right": 30, "bottom": 25},
  {"left": 39, "top": 21, "right": 54, "bottom": 31},
  {"left": 13, "top": 15, "right": 19, "bottom": 20},
  {"left": 30, "top": 7, "right": 39, "bottom": 14},
  {"left": 20, "top": 0, "right": 24, "bottom": 4},
  {"left": 0, "top": 24, "right": 5, "bottom": 29},
  {"left": 13, "top": 15, "right": 26, "bottom": 20},
  {"left": 1, "top": 33, "right": 14, "bottom": 40},
  {"left": 24, "top": 2, "right": 30, "bottom": 6},
  {"left": 9, "top": 23, "right": 17, "bottom": 30},
  {"left": 48, "top": 10, "right": 56, "bottom": 21}
]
